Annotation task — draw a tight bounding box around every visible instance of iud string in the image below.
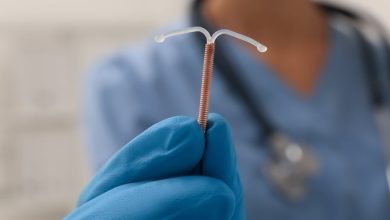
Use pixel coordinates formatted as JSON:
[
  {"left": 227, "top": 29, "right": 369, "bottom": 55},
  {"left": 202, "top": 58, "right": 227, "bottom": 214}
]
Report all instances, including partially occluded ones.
[{"left": 155, "top": 27, "right": 267, "bottom": 131}]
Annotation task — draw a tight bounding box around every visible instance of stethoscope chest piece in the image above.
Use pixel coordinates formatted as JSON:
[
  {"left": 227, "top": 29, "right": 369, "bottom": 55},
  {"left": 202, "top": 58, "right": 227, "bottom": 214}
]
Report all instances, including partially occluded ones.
[{"left": 264, "top": 133, "right": 319, "bottom": 200}]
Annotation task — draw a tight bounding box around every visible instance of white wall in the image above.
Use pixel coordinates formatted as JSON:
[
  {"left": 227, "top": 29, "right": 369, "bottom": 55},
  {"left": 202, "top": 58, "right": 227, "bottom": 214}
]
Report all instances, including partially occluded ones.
[
  {"left": 0, "top": 0, "right": 388, "bottom": 219},
  {"left": 333, "top": 0, "right": 390, "bottom": 31},
  {"left": 0, "top": 1, "right": 188, "bottom": 219},
  {"left": 0, "top": 0, "right": 187, "bottom": 25}
]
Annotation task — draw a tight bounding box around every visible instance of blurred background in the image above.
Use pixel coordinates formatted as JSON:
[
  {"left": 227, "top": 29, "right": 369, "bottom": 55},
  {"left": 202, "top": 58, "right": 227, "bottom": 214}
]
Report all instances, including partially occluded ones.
[{"left": 0, "top": 0, "right": 388, "bottom": 219}]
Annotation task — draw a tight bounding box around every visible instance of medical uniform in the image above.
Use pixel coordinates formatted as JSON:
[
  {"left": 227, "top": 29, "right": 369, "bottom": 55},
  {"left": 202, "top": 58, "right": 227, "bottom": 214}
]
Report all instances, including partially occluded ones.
[{"left": 84, "top": 10, "right": 390, "bottom": 220}]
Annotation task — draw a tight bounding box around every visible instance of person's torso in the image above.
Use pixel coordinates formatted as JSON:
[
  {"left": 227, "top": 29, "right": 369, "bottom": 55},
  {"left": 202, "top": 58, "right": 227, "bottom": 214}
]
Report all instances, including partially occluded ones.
[{"left": 92, "top": 14, "right": 390, "bottom": 219}]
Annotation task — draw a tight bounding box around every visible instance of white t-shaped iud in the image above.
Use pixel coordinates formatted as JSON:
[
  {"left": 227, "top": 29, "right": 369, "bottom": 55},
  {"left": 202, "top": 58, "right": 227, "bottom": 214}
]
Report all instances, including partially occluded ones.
[
  {"left": 155, "top": 26, "right": 268, "bottom": 130},
  {"left": 155, "top": 26, "right": 268, "bottom": 52}
]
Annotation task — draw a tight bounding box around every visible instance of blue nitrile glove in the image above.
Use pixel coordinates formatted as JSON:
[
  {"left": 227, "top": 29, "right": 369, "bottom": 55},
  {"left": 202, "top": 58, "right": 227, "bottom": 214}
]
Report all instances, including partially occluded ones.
[{"left": 65, "top": 113, "right": 244, "bottom": 220}]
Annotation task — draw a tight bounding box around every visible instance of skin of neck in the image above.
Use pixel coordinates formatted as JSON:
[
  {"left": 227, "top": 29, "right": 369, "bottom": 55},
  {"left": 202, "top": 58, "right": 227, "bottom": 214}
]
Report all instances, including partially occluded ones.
[
  {"left": 203, "top": 0, "right": 327, "bottom": 47},
  {"left": 202, "top": 0, "right": 330, "bottom": 97}
]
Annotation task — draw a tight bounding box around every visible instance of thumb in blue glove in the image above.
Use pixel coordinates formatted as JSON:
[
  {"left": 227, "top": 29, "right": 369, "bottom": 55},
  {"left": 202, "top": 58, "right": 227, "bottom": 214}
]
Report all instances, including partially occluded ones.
[{"left": 65, "top": 113, "right": 244, "bottom": 220}]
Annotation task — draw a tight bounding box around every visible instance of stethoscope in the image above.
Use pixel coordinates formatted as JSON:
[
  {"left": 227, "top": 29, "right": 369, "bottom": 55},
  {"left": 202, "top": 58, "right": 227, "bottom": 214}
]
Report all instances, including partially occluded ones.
[{"left": 190, "top": 0, "right": 390, "bottom": 200}]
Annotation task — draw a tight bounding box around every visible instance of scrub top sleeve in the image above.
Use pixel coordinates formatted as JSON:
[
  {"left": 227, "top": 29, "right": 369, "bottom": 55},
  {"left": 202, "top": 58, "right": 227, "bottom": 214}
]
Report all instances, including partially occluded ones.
[{"left": 84, "top": 53, "right": 147, "bottom": 172}]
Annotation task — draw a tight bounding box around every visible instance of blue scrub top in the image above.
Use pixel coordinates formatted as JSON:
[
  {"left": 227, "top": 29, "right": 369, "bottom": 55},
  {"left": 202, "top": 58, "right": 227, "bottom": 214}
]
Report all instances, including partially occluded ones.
[{"left": 84, "top": 15, "right": 390, "bottom": 219}]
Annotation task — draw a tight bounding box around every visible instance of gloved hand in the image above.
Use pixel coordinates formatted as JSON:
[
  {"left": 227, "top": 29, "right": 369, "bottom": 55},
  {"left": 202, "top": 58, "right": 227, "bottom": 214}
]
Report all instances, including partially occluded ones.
[{"left": 65, "top": 113, "right": 244, "bottom": 220}]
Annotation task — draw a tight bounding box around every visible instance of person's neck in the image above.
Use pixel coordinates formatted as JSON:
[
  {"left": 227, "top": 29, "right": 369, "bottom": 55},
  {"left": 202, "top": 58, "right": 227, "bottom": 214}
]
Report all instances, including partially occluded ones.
[
  {"left": 202, "top": 0, "right": 330, "bottom": 97},
  {"left": 202, "top": 0, "right": 327, "bottom": 47}
]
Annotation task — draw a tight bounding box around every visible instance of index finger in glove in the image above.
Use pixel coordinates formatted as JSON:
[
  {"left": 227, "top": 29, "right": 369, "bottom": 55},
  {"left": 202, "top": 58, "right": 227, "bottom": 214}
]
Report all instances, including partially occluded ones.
[{"left": 78, "top": 116, "right": 204, "bottom": 206}]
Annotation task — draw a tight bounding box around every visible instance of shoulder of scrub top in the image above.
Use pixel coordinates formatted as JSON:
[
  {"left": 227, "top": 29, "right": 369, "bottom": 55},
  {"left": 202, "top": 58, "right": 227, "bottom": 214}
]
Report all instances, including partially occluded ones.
[
  {"left": 84, "top": 19, "right": 204, "bottom": 121},
  {"left": 329, "top": 13, "right": 390, "bottom": 96},
  {"left": 87, "top": 21, "right": 198, "bottom": 87}
]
